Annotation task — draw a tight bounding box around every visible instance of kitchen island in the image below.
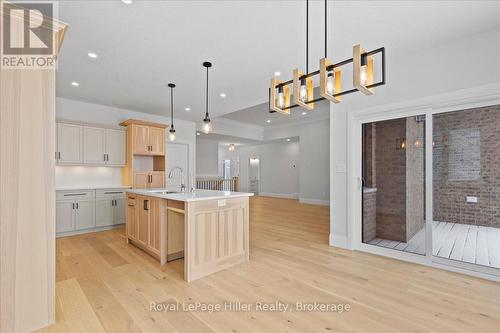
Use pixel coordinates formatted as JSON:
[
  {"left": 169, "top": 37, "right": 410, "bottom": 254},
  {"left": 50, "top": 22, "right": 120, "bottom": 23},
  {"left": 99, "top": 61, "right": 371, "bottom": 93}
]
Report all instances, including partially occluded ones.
[{"left": 125, "top": 189, "right": 253, "bottom": 282}]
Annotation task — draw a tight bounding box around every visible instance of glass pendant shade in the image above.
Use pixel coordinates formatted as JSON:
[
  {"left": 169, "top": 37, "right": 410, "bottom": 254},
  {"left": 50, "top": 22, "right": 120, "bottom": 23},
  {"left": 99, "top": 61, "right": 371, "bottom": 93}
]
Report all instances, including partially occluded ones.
[
  {"left": 169, "top": 127, "right": 176, "bottom": 141},
  {"left": 326, "top": 72, "right": 335, "bottom": 95},
  {"left": 203, "top": 118, "right": 212, "bottom": 133},
  {"left": 277, "top": 86, "right": 285, "bottom": 109},
  {"left": 299, "top": 78, "right": 307, "bottom": 102}
]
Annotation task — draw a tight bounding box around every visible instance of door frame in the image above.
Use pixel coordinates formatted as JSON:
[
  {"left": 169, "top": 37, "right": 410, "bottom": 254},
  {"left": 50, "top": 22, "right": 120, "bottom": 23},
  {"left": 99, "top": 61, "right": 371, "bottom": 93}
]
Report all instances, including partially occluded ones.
[
  {"left": 248, "top": 156, "right": 260, "bottom": 194},
  {"left": 166, "top": 141, "right": 190, "bottom": 189},
  {"left": 347, "top": 83, "right": 500, "bottom": 281}
]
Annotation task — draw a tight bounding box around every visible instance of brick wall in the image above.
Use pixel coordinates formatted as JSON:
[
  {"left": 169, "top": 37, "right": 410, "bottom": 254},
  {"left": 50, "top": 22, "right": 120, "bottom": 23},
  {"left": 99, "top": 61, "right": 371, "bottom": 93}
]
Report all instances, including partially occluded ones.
[
  {"left": 362, "top": 189, "right": 377, "bottom": 242},
  {"left": 433, "top": 105, "right": 500, "bottom": 228}
]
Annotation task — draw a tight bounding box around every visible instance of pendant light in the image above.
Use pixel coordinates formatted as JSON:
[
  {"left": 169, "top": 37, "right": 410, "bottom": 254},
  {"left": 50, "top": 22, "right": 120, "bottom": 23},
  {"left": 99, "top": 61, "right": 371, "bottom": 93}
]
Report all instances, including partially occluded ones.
[
  {"left": 202, "top": 61, "right": 213, "bottom": 134},
  {"left": 168, "top": 83, "right": 176, "bottom": 141},
  {"left": 269, "top": 0, "right": 386, "bottom": 114}
]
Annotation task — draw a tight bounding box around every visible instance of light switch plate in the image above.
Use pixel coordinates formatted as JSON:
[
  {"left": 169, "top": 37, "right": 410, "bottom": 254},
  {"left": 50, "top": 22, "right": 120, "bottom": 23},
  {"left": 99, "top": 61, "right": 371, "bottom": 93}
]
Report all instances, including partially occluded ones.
[
  {"left": 466, "top": 196, "right": 478, "bottom": 203},
  {"left": 217, "top": 199, "right": 226, "bottom": 207}
]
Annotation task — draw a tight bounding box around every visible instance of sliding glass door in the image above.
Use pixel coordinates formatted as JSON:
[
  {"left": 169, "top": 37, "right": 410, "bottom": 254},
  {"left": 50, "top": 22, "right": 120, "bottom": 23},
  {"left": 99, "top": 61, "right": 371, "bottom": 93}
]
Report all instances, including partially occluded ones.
[
  {"left": 361, "top": 115, "right": 426, "bottom": 255},
  {"left": 358, "top": 104, "right": 500, "bottom": 276},
  {"left": 432, "top": 106, "right": 500, "bottom": 271}
]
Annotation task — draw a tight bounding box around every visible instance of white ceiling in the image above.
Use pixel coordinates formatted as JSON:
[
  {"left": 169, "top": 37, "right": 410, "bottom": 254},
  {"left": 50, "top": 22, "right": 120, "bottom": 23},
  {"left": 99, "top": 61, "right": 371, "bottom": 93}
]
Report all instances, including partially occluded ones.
[
  {"left": 197, "top": 132, "right": 299, "bottom": 147},
  {"left": 56, "top": 0, "right": 500, "bottom": 126}
]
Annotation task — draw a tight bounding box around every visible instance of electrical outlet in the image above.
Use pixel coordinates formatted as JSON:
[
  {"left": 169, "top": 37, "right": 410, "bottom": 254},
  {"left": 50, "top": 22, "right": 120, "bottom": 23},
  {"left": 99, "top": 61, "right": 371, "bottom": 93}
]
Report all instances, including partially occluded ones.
[{"left": 466, "top": 196, "right": 478, "bottom": 204}]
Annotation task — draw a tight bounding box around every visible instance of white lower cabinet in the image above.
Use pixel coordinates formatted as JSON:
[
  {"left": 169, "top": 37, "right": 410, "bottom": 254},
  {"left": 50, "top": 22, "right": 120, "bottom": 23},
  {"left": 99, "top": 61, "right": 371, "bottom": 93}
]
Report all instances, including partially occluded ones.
[
  {"left": 56, "top": 201, "right": 75, "bottom": 233},
  {"left": 56, "top": 188, "right": 127, "bottom": 237},
  {"left": 75, "top": 200, "right": 96, "bottom": 230}
]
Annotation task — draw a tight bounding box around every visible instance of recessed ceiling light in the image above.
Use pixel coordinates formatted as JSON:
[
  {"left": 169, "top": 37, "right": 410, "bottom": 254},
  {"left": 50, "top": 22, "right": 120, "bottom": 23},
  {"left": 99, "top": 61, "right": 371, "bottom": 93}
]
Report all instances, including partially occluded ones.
[
  {"left": 87, "top": 52, "right": 98, "bottom": 59},
  {"left": 196, "top": 132, "right": 200, "bottom": 136},
  {"left": 286, "top": 138, "right": 291, "bottom": 142},
  {"left": 220, "top": 93, "right": 226, "bottom": 98},
  {"left": 266, "top": 119, "right": 271, "bottom": 123},
  {"left": 185, "top": 107, "right": 191, "bottom": 111},
  {"left": 274, "top": 71, "right": 281, "bottom": 76},
  {"left": 122, "top": 0, "right": 132, "bottom": 4},
  {"left": 71, "top": 81, "right": 79, "bottom": 87},
  {"left": 302, "top": 111, "right": 307, "bottom": 115}
]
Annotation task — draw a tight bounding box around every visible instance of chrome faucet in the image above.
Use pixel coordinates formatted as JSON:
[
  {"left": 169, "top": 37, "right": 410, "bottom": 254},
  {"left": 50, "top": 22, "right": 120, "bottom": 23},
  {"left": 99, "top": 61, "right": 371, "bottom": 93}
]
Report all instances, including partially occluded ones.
[{"left": 168, "top": 166, "right": 186, "bottom": 192}]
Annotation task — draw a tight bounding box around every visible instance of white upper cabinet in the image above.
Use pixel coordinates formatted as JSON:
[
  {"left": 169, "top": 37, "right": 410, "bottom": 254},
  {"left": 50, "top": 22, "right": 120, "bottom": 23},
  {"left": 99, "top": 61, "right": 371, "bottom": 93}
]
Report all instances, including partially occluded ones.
[
  {"left": 84, "top": 127, "right": 106, "bottom": 164},
  {"left": 106, "top": 129, "right": 126, "bottom": 166},
  {"left": 57, "top": 122, "right": 126, "bottom": 167},
  {"left": 57, "top": 123, "right": 83, "bottom": 164}
]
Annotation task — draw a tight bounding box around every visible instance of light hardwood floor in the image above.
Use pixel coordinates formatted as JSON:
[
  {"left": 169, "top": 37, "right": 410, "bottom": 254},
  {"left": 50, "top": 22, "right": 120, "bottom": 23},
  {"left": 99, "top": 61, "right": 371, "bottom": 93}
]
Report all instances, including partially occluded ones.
[{"left": 39, "top": 196, "right": 500, "bottom": 333}]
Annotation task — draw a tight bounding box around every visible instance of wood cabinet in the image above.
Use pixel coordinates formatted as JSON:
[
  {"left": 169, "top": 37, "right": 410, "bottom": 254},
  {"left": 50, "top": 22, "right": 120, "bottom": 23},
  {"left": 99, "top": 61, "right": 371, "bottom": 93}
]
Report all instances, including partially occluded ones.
[
  {"left": 130, "top": 123, "right": 165, "bottom": 156},
  {"left": 149, "top": 127, "right": 165, "bottom": 155},
  {"left": 126, "top": 196, "right": 138, "bottom": 240},
  {"left": 133, "top": 171, "right": 165, "bottom": 189},
  {"left": 57, "top": 122, "right": 83, "bottom": 164},
  {"left": 149, "top": 198, "right": 162, "bottom": 254},
  {"left": 132, "top": 124, "right": 150, "bottom": 155},
  {"left": 120, "top": 120, "right": 167, "bottom": 188},
  {"left": 128, "top": 195, "right": 163, "bottom": 255},
  {"left": 57, "top": 123, "right": 125, "bottom": 166}
]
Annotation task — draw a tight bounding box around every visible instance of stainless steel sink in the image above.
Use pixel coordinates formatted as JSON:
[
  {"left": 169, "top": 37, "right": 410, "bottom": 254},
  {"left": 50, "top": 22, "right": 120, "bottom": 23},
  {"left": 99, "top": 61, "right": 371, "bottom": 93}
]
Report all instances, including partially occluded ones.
[{"left": 148, "top": 190, "right": 179, "bottom": 195}]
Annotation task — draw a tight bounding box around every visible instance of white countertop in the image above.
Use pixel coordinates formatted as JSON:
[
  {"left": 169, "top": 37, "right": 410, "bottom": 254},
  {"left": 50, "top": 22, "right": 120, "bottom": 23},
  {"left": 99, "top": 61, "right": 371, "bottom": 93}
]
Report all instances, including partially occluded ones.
[
  {"left": 56, "top": 185, "right": 132, "bottom": 191},
  {"left": 125, "top": 188, "right": 254, "bottom": 202}
]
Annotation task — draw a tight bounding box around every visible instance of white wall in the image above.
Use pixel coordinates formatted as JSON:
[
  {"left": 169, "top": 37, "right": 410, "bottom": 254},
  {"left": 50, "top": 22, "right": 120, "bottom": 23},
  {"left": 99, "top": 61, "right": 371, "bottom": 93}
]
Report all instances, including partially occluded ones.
[
  {"left": 220, "top": 141, "right": 300, "bottom": 198},
  {"left": 330, "top": 27, "right": 500, "bottom": 248},
  {"left": 264, "top": 115, "right": 330, "bottom": 205},
  {"left": 56, "top": 97, "right": 197, "bottom": 188},
  {"left": 196, "top": 138, "right": 220, "bottom": 177}
]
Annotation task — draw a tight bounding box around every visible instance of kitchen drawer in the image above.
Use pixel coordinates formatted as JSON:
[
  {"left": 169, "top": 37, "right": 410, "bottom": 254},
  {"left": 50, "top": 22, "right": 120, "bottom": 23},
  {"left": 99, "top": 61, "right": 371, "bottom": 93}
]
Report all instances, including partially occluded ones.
[
  {"left": 56, "top": 190, "right": 94, "bottom": 201},
  {"left": 96, "top": 189, "right": 127, "bottom": 198}
]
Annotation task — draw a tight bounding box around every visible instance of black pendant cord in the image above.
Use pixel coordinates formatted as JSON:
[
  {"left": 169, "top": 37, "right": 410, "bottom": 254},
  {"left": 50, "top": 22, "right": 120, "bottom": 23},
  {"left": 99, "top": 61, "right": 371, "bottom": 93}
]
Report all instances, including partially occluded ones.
[
  {"left": 205, "top": 66, "right": 209, "bottom": 119},
  {"left": 305, "top": 0, "right": 309, "bottom": 73},
  {"left": 170, "top": 87, "right": 174, "bottom": 128},
  {"left": 168, "top": 83, "right": 175, "bottom": 130},
  {"left": 325, "top": 0, "right": 327, "bottom": 58}
]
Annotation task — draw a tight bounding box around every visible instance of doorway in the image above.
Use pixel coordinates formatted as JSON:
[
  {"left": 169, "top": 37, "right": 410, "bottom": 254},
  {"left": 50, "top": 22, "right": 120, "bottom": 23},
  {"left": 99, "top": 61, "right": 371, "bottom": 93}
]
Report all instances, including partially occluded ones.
[
  {"left": 248, "top": 157, "right": 260, "bottom": 194},
  {"left": 166, "top": 142, "right": 189, "bottom": 191},
  {"left": 352, "top": 104, "right": 500, "bottom": 278}
]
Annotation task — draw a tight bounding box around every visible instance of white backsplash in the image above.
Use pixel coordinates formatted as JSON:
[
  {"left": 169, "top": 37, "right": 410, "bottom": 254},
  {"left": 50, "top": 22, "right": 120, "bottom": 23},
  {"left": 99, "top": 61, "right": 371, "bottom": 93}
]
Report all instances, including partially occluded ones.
[{"left": 55, "top": 166, "right": 123, "bottom": 188}]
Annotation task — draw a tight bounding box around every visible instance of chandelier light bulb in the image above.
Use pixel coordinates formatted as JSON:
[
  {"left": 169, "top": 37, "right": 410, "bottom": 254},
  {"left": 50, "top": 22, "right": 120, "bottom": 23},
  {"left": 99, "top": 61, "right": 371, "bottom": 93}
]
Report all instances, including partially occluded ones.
[
  {"left": 169, "top": 131, "right": 176, "bottom": 142},
  {"left": 299, "top": 78, "right": 307, "bottom": 102},
  {"left": 326, "top": 72, "right": 335, "bottom": 95},
  {"left": 277, "top": 86, "right": 285, "bottom": 108},
  {"left": 360, "top": 65, "right": 368, "bottom": 86}
]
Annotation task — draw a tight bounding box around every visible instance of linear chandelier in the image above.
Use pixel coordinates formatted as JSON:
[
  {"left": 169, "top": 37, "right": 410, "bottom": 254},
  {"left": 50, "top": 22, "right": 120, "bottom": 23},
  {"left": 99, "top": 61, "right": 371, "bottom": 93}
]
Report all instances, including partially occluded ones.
[{"left": 269, "top": 0, "right": 386, "bottom": 114}]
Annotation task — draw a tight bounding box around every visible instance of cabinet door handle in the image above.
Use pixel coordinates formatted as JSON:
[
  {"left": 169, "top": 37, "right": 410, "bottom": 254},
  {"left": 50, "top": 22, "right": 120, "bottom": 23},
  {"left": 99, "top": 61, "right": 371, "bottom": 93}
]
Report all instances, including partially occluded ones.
[
  {"left": 144, "top": 200, "right": 149, "bottom": 211},
  {"left": 76, "top": 203, "right": 79, "bottom": 209},
  {"left": 72, "top": 203, "right": 75, "bottom": 209}
]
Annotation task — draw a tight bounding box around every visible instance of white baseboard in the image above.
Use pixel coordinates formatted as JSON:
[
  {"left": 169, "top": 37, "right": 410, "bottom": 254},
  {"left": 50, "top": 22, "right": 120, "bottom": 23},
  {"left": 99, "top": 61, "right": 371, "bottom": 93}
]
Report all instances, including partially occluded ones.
[
  {"left": 299, "top": 198, "right": 330, "bottom": 206},
  {"left": 329, "top": 234, "right": 349, "bottom": 249},
  {"left": 258, "top": 192, "right": 299, "bottom": 199},
  {"left": 56, "top": 224, "right": 124, "bottom": 238}
]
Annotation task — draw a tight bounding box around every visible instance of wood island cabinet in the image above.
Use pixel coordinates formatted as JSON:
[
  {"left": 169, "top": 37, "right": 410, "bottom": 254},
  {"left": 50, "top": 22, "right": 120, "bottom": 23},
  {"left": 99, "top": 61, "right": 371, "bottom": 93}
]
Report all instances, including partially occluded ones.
[{"left": 126, "top": 193, "right": 179, "bottom": 263}]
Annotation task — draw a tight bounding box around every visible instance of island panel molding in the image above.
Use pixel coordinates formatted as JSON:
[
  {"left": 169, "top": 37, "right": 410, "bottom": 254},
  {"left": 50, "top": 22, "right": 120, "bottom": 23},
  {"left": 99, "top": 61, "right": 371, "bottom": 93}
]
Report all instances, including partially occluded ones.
[{"left": 125, "top": 189, "right": 252, "bottom": 281}]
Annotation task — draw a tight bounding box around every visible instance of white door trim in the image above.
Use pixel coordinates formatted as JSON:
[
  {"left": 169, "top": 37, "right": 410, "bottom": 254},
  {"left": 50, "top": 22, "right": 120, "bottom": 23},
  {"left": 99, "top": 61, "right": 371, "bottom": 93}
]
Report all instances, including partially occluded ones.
[{"left": 347, "top": 83, "right": 500, "bottom": 281}]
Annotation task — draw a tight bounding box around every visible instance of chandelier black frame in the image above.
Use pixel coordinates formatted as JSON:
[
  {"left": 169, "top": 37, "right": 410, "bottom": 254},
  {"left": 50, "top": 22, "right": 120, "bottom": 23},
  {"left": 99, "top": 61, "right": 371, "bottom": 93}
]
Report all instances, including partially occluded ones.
[{"left": 269, "top": 0, "right": 386, "bottom": 114}]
